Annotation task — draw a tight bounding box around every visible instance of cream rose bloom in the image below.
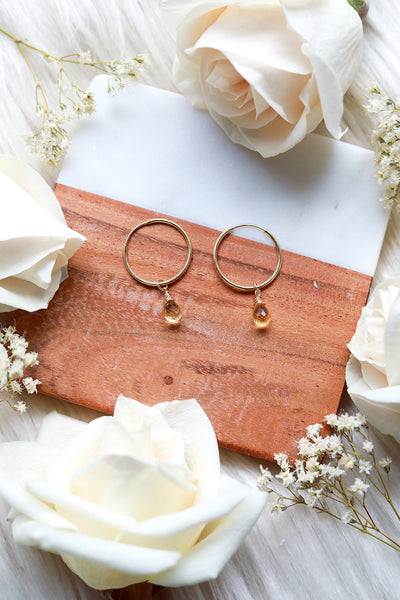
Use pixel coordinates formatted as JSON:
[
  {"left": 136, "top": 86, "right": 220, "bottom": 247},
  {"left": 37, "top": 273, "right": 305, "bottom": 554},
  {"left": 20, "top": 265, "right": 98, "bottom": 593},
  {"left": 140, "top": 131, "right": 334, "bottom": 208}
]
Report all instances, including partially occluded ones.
[
  {"left": 160, "top": 0, "right": 363, "bottom": 157},
  {"left": 0, "top": 154, "right": 85, "bottom": 312},
  {"left": 0, "top": 395, "right": 266, "bottom": 589},
  {"left": 346, "top": 278, "right": 400, "bottom": 443}
]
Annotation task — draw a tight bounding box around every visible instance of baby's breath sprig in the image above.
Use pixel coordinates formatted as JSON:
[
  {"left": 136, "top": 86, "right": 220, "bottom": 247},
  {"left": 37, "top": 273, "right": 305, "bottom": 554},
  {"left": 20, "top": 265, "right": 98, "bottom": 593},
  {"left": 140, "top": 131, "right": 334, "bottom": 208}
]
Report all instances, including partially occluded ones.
[
  {"left": 0, "top": 27, "right": 148, "bottom": 166},
  {"left": 366, "top": 85, "right": 400, "bottom": 211},
  {"left": 0, "top": 326, "right": 40, "bottom": 413},
  {"left": 257, "top": 412, "right": 400, "bottom": 553}
]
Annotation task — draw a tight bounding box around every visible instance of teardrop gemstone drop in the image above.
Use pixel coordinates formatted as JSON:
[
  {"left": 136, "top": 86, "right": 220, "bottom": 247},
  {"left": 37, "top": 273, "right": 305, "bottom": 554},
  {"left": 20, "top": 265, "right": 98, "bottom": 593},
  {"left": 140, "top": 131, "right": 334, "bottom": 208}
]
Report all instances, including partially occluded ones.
[
  {"left": 253, "top": 299, "right": 271, "bottom": 328},
  {"left": 164, "top": 298, "right": 182, "bottom": 324}
]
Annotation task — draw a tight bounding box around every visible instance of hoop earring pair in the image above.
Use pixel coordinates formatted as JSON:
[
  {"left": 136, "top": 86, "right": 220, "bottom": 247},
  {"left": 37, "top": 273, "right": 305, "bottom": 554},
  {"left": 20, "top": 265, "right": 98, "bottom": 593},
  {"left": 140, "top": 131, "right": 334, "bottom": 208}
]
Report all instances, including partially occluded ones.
[{"left": 124, "top": 220, "right": 281, "bottom": 327}]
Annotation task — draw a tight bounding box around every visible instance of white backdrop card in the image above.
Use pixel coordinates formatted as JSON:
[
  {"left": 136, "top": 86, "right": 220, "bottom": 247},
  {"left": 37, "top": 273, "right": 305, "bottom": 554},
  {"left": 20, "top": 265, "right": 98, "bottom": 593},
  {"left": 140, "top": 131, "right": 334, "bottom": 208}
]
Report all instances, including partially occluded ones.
[{"left": 58, "top": 76, "right": 388, "bottom": 276}]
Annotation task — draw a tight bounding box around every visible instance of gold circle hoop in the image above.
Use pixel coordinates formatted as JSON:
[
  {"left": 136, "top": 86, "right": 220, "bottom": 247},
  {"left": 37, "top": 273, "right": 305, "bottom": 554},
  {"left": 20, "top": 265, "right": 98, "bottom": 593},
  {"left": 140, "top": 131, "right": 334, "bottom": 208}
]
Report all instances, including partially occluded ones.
[
  {"left": 124, "top": 219, "right": 193, "bottom": 287},
  {"left": 213, "top": 224, "right": 282, "bottom": 291}
]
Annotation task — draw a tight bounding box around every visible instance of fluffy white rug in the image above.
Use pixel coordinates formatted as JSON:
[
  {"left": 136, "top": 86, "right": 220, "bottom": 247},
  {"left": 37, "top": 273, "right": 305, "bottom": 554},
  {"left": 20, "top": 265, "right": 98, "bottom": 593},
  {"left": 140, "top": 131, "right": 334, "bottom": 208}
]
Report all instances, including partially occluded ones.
[{"left": 1, "top": 1, "right": 400, "bottom": 599}]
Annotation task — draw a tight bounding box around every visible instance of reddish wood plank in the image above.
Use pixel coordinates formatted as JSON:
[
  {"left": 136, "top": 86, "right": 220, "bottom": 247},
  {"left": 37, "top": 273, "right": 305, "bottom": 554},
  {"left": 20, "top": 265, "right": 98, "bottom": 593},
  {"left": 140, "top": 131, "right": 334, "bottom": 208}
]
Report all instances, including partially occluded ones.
[{"left": 15, "top": 185, "right": 371, "bottom": 460}]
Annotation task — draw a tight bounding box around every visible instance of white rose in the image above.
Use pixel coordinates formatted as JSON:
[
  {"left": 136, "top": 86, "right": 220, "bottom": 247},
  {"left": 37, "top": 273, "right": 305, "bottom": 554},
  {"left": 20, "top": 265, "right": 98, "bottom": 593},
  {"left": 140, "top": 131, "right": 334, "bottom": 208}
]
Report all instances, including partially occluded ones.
[
  {"left": 0, "top": 154, "right": 85, "bottom": 312},
  {"left": 161, "top": 0, "right": 363, "bottom": 157},
  {"left": 346, "top": 277, "right": 400, "bottom": 443},
  {"left": 0, "top": 395, "right": 265, "bottom": 589}
]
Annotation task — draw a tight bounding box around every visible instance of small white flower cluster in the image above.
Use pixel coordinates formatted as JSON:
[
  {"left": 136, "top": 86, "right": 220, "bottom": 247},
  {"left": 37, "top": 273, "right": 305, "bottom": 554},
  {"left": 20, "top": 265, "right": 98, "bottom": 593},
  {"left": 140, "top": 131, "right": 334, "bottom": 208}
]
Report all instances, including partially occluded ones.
[
  {"left": 0, "top": 326, "right": 40, "bottom": 413},
  {"left": 366, "top": 86, "right": 400, "bottom": 210},
  {"left": 257, "top": 412, "right": 399, "bottom": 551},
  {"left": 106, "top": 54, "right": 148, "bottom": 95},
  {"left": 25, "top": 90, "right": 96, "bottom": 167},
  {"left": 20, "top": 43, "right": 147, "bottom": 165}
]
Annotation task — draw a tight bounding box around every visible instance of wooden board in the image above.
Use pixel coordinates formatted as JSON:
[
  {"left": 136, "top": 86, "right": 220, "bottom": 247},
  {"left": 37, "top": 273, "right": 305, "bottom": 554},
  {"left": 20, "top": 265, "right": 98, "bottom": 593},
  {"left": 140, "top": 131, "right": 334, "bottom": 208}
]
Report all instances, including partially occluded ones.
[{"left": 15, "top": 185, "right": 372, "bottom": 460}]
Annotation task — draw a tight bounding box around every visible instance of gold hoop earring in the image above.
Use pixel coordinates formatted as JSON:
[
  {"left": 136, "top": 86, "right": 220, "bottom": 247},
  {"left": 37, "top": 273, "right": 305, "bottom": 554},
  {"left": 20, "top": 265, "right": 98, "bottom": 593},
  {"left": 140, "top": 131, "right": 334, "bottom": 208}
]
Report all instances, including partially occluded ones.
[
  {"left": 213, "top": 224, "right": 282, "bottom": 328},
  {"left": 124, "top": 219, "right": 192, "bottom": 324}
]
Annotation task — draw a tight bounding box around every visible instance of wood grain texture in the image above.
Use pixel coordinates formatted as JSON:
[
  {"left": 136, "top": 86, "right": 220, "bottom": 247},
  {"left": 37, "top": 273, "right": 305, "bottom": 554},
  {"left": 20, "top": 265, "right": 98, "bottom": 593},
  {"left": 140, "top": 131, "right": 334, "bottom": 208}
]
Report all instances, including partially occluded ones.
[
  {"left": 15, "top": 184, "right": 372, "bottom": 460},
  {"left": 2, "top": 2, "right": 400, "bottom": 599}
]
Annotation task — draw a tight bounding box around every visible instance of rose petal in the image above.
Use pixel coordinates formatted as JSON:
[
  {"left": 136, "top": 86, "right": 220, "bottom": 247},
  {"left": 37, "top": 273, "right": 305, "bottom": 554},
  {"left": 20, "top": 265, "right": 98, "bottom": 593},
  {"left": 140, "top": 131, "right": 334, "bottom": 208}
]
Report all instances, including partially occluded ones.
[
  {"left": 70, "top": 454, "right": 197, "bottom": 521},
  {"left": 0, "top": 160, "right": 85, "bottom": 312},
  {"left": 37, "top": 412, "right": 89, "bottom": 451},
  {"left": 381, "top": 283, "right": 400, "bottom": 318},
  {"left": 0, "top": 172, "right": 83, "bottom": 261},
  {"left": 348, "top": 279, "right": 400, "bottom": 383},
  {"left": 12, "top": 516, "right": 181, "bottom": 590},
  {"left": 0, "top": 239, "right": 65, "bottom": 282},
  {"left": 303, "top": 51, "right": 344, "bottom": 139},
  {"left": 193, "top": 4, "right": 311, "bottom": 75},
  {"left": 114, "top": 395, "right": 187, "bottom": 464},
  {"left": 0, "top": 266, "right": 64, "bottom": 312},
  {"left": 114, "top": 394, "right": 172, "bottom": 434},
  {"left": 116, "top": 474, "right": 248, "bottom": 554},
  {"left": 0, "top": 443, "right": 76, "bottom": 531},
  {"left": 346, "top": 356, "right": 400, "bottom": 442},
  {"left": 283, "top": 0, "right": 362, "bottom": 138},
  {"left": 47, "top": 416, "right": 151, "bottom": 490},
  {"left": 348, "top": 311, "right": 386, "bottom": 373},
  {"left": 360, "top": 360, "right": 388, "bottom": 390},
  {"left": 157, "top": 399, "right": 221, "bottom": 503},
  {"left": 299, "top": 75, "right": 319, "bottom": 113},
  {"left": 18, "top": 250, "right": 67, "bottom": 288},
  {"left": 150, "top": 475, "right": 266, "bottom": 586},
  {"left": 201, "top": 53, "right": 255, "bottom": 117},
  {"left": 25, "top": 475, "right": 135, "bottom": 538},
  {"left": 173, "top": 5, "right": 227, "bottom": 108},
  {"left": 0, "top": 154, "right": 66, "bottom": 222},
  {"left": 225, "top": 54, "right": 309, "bottom": 123},
  {"left": 384, "top": 287, "right": 400, "bottom": 386},
  {"left": 212, "top": 103, "right": 310, "bottom": 156},
  {"left": 199, "top": 53, "right": 279, "bottom": 127}
]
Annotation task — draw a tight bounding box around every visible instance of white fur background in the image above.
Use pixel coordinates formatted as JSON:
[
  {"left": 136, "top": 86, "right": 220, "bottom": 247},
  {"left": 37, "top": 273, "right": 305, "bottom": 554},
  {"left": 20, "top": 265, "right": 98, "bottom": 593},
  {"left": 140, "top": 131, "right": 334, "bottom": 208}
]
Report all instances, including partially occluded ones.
[{"left": 1, "top": 1, "right": 400, "bottom": 599}]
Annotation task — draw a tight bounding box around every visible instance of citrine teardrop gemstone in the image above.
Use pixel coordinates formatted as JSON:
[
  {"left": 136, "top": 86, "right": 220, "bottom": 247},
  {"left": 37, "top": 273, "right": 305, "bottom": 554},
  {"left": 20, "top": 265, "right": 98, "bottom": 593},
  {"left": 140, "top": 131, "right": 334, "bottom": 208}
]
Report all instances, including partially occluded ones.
[
  {"left": 164, "top": 298, "right": 182, "bottom": 324},
  {"left": 253, "top": 300, "right": 271, "bottom": 328}
]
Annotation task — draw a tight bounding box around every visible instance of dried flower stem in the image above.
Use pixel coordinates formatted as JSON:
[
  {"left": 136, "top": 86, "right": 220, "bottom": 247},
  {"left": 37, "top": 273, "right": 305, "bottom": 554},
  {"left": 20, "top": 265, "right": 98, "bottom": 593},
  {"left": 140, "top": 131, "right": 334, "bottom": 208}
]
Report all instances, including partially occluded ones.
[
  {"left": 0, "top": 27, "right": 148, "bottom": 166},
  {"left": 258, "top": 413, "right": 400, "bottom": 553}
]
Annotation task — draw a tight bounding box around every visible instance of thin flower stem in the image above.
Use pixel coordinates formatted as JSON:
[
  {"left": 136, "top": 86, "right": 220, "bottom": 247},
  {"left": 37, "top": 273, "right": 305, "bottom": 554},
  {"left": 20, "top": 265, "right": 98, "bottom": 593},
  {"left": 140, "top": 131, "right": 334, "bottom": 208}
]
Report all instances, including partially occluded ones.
[
  {"left": 15, "top": 42, "right": 49, "bottom": 115},
  {"left": 0, "top": 396, "right": 12, "bottom": 403},
  {"left": 363, "top": 528, "right": 400, "bottom": 551},
  {"left": 344, "top": 431, "right": 397, "bottom": 517},
  {"left": 364, "top": 471, "right": 389, "bottom": 497},
  {"left": 349, "top": 523, "right": 400, "bottom": 552},
  {"left": 0, "top": 26, "right": 21, "bottom": 44},
  {"left": 314, "top": 501, "right": 400, "bottom": 550},
  {"left": 370, "top": 453, "right": 393, "bottom": 502},
  {"left": 362, "top": 469, "right": 400, "bottom": 525},
  {"left": 0, "top": 28, "right": 135, "bottom": 70},
  {"left": 363, "top": 448, "right": 400, "bottom": 523},
  {"left": 0, "top": 27, "right": 59, "bottom": 61},
  {"left": 326, "top": 490, "right": 375, "bottom": 528},
  {"left": 360, "top": 496, "right": 377, "bottom": 528},
  {"left": 387, "top": 497, "right": 400, "bottom": 522},
  {"left": 271, "top": 487, "right": 304, "bottom": 505}
]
